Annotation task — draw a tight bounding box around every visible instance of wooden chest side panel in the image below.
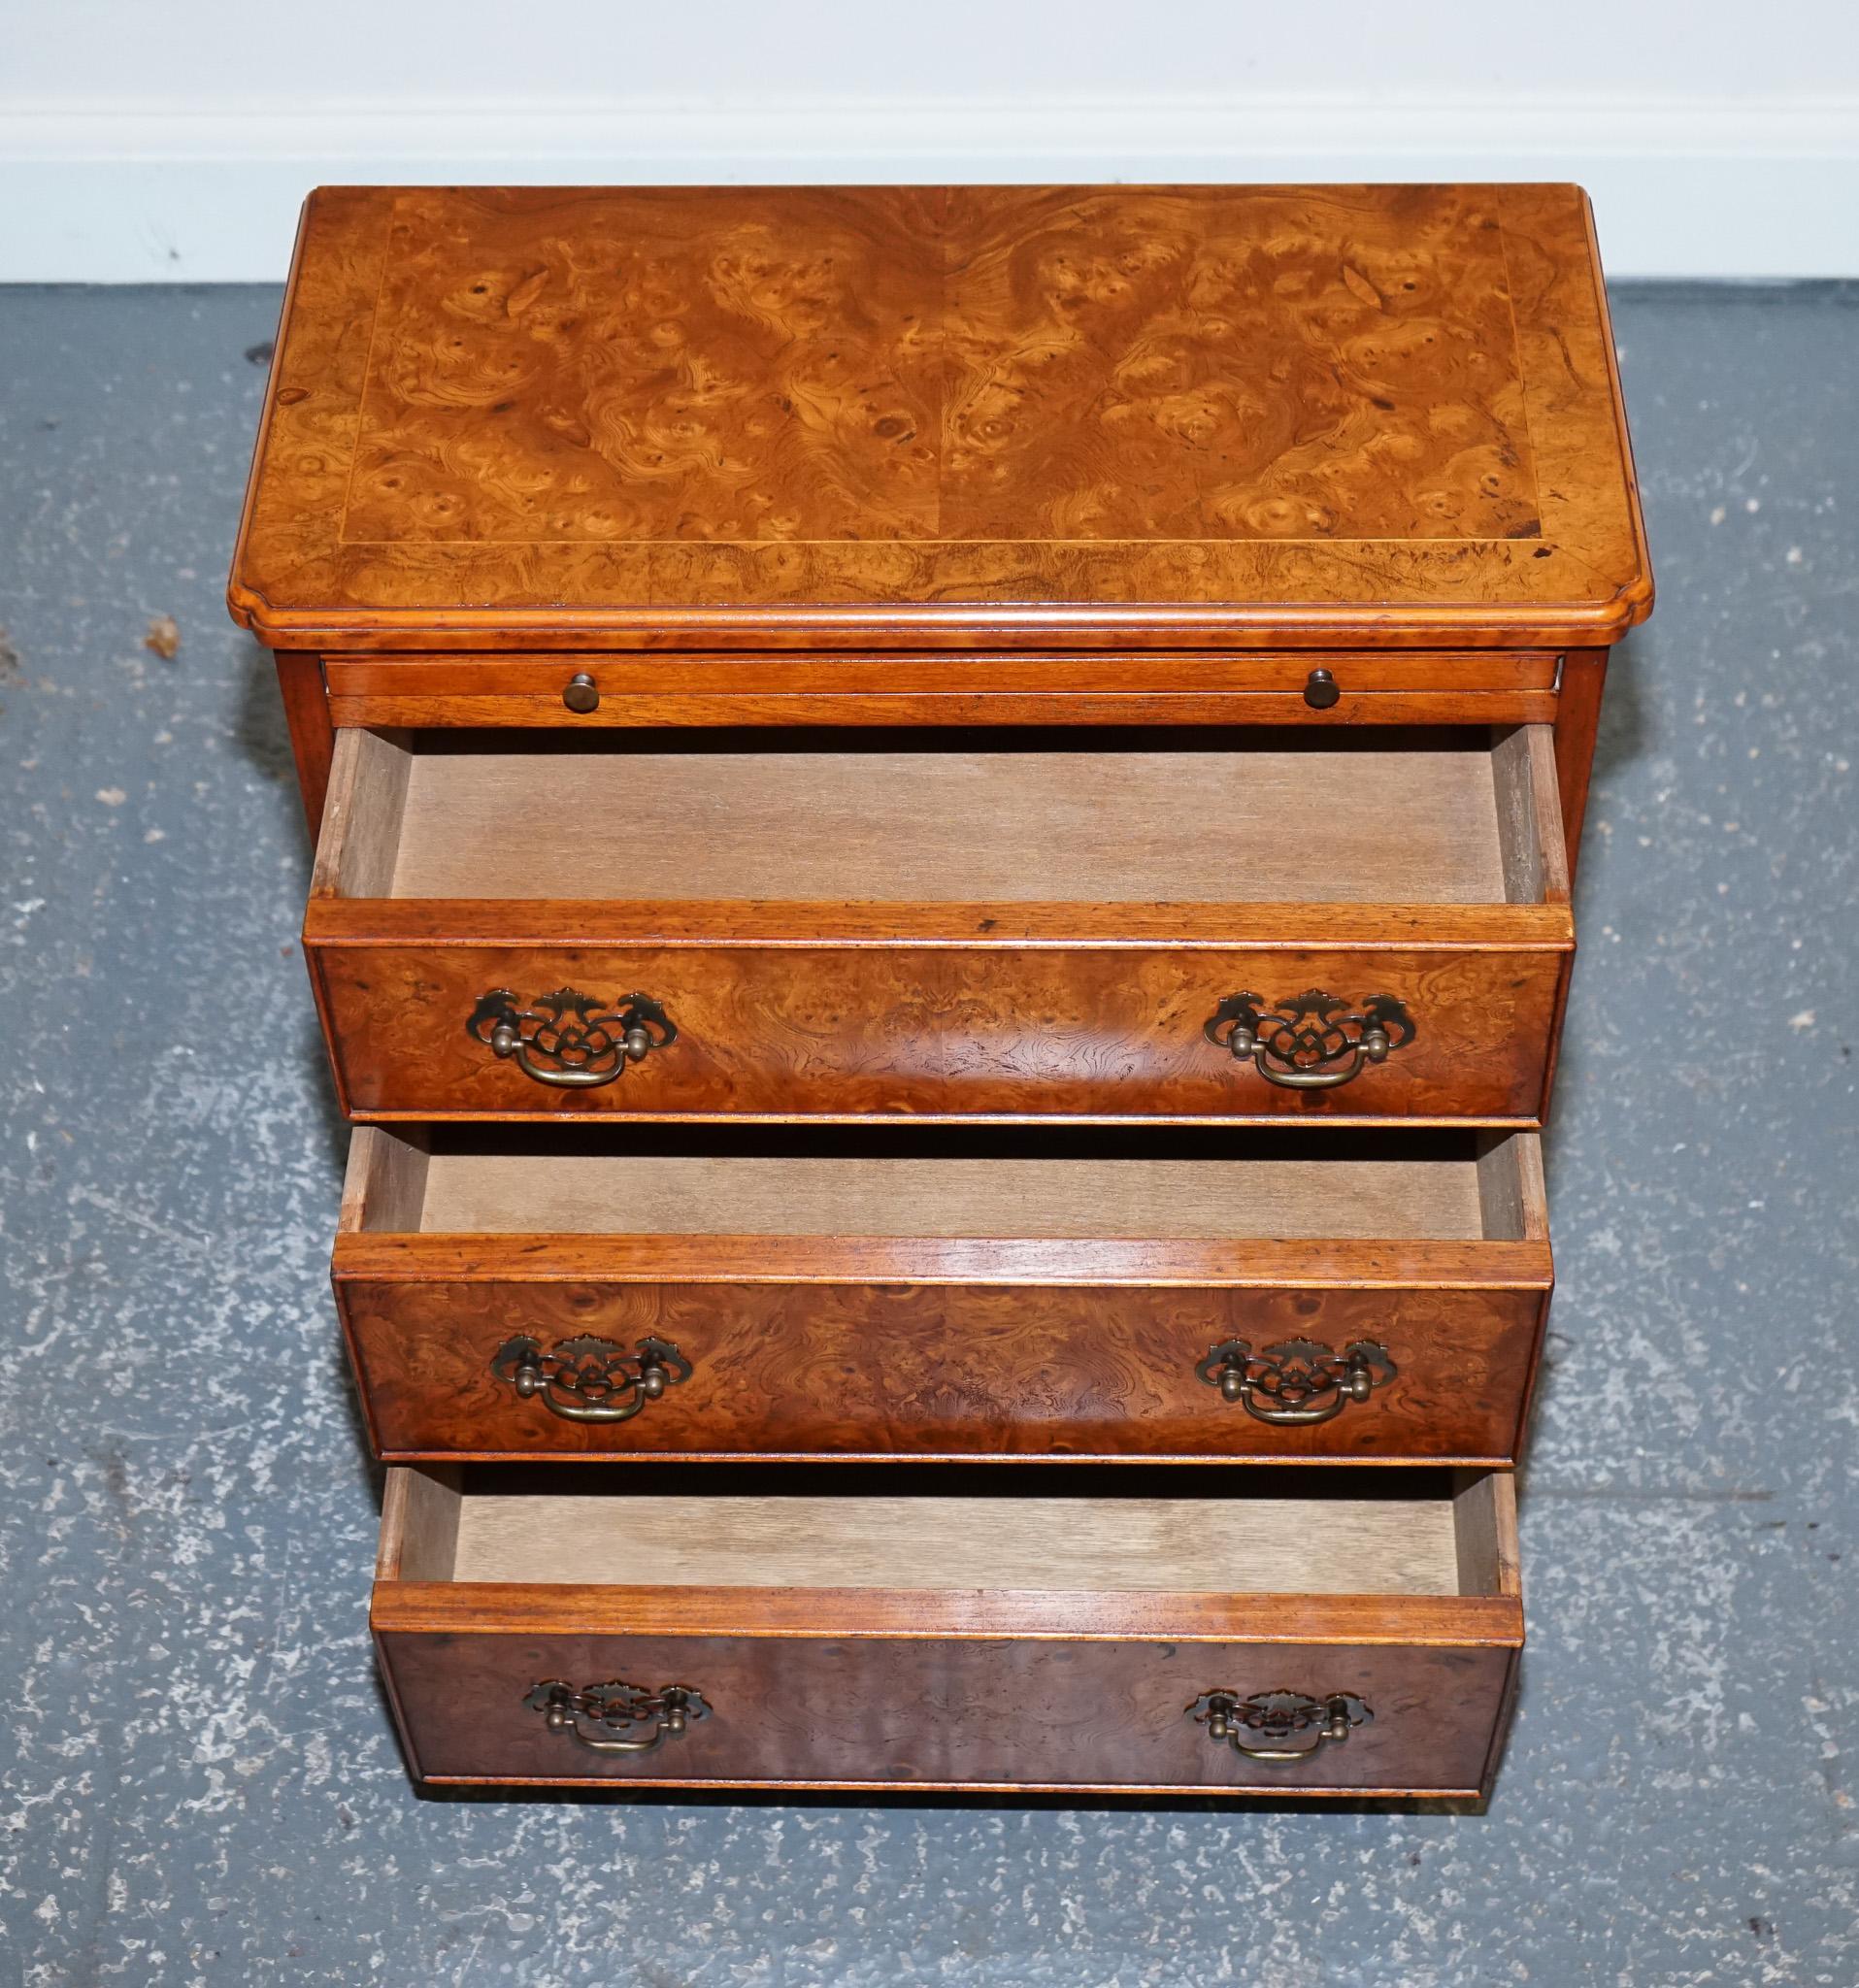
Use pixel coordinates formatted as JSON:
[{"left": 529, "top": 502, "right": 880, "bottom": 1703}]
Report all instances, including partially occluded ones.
[
  {"left": 340, "top": 1276, "right": 1544, "bottom": 1465},
  {"left": 378, "top": 1628, "right": 1512, "bottom": 1792}
]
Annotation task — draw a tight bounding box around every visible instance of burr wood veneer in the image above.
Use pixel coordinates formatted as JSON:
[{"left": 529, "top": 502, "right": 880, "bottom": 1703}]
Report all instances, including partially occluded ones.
[
  {"left": 305, "top": 724, "right": 1572, "bottom": 1125},
  {"left": 231, "top": 182, "right": 1648, "bottom": 1798},
  {"left": 336, "top": 1126, "right": 1551, "bottom": 1467},
  {"left": 230, "top": 185, "right": 1647, "bottom": 656},
  {"left": 374, "top": 1465, "right": 1521, "bottom": 1795}
]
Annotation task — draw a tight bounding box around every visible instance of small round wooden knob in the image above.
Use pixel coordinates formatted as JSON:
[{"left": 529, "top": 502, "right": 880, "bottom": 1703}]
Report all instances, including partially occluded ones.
[
  {"left": 1302, "top": 668, "right": 1341, "bottom": 710},
  {"left": 562, "top": 671, "right": 600, "bottom": 713}
]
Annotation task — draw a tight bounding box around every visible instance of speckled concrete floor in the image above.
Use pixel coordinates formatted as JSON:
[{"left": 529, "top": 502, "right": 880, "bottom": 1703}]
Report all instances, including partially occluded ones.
[{"left": 2, "top": 282, "right": 1856, "bottom": 1987}]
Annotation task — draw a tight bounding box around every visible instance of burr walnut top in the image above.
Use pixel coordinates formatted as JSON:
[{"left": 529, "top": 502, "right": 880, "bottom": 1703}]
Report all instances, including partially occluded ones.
[{"left": 228, "top": 182, "right": 1650, "bottom": 651}]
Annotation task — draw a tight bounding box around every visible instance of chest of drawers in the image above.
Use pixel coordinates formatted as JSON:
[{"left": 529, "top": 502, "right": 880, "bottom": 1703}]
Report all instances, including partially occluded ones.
[{"left": 231, "top": 182, "right": 1648, "bottom": 1798}]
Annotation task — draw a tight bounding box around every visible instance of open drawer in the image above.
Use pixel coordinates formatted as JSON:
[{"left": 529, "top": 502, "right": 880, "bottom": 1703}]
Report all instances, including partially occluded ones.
[
  {"left": 305, "top": 726, "right": 1573, "bottom": 1124},
  {"left": 336, "top": 1125, "right": 1552, "bottom": 1467},
  {"left": 372, "top": 1464, "right": 1523, "bottom": 1795}
]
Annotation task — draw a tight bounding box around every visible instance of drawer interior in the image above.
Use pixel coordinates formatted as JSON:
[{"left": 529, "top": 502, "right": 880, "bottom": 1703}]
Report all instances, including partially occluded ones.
[
  {"left": 383, "top": 1464, "right": 1516, "bottom": 1601},
  {"left": 315, "top": 725, "right": 1566, "bottom": 908},
  {"left": 346, "top": 1126, "right": 1545, "bottom": 1242}
]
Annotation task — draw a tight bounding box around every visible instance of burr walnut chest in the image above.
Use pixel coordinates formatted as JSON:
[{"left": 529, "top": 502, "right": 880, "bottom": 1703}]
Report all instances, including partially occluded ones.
[{"left": 231, "top": 182, "right": 1648, "bottom": 1798}]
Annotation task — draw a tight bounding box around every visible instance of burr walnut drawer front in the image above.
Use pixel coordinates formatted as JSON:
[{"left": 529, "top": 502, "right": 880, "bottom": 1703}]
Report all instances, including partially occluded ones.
[
  {"left": 336, "top": 1126, "right": 1551, "bottom": 1467},
  {"left": 372, "top": 1464, "right": 1522, "bottom": 1795},
  {"left": 319, "top": 649, "right": 1562, "bottom": 731},
  {"left": 305, "top": 725, "right": 1573, "bottom": 1125}
]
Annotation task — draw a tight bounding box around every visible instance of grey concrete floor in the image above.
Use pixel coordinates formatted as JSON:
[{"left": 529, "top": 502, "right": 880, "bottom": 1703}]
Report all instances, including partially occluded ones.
[{"left": 1, "top": 282, "right": 1856, "bottom": 1987}]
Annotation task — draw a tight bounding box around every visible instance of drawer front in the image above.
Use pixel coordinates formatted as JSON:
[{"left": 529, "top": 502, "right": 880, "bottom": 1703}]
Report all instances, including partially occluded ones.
[
  {"left": 378, "top": 1628, "right": 1512, "bottom": 1792},
  {"left": 341, "top": 1276, "right": 1544, "bottom": 1465},
  {"left": 307, "top": 936, "right": 1570, "bottom": 1123},
  {"left": 322, "top": 649, "right": 1562, "bottom": 730}
]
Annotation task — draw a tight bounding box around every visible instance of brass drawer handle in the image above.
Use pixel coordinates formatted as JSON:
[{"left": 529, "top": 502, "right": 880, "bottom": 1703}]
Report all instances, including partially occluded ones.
[
  {"left": 491, "top": 1333, "right": 691, "bottom": 1423},
  {"left": 1190, "top": 1689, "right": 1372, "bottom": 1763},
  {"left": 1197, "top": 1337, "right": 1395, "bottom": 1425},
  {"left": 468, "top": 987, "right": 676, "bottom": 1088},
  {"left": 1205, "top": 989, "right": 1413, "bottom": 1089},
  {"left": 525, "top": 1679, "right": 710, "bottom": 1754}
]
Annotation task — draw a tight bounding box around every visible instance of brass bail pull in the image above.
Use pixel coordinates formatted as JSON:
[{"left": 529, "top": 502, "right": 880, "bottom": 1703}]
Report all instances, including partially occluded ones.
[
  {"left": 1205, "top": 990, "right": 1413, "bottom": 1090},
  {"left": 1191, "top": 1690, "right": 1371, "bottom": 1763},
  {"left": 525, "top": 1680, "right": 711, "bottom": 1755},
  {"left": 467, "top": 987, "right": 677, "bottom": 1090},
  {"left": 1197, "top": 1338, "right": 1395, "bottom": 1425},
  {"left": 491, "top": 1334, "right": 693, "bottom": 1423}
]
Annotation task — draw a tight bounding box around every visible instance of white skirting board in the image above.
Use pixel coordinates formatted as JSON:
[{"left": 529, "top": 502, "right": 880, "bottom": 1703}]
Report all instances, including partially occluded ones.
[{"left": 2, "top": 99, "right": 1857, "bottom": 282}]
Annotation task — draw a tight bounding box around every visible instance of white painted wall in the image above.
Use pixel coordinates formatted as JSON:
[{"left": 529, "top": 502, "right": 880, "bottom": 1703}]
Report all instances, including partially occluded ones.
[{"left": 3, "top": 0, "right": 1857, "bottom": 281}]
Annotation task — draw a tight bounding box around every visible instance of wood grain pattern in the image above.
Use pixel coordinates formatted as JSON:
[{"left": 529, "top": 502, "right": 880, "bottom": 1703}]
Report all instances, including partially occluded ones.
[
  {"left": 304, "top": 726, "right": 1571, "bottom": 1123},
  {"left": 945, "top": 186, "right": 1538, "bottom": 545},
  {"left": 370, "top": 1464, "right": 1523, "bottom": 1791},
  {"left": 325, "top": 647, "right": 1561, "bottom": 697},
  {"left": 274, "top": 650, "right": 336, "bottom": 832},
  {"left": 332, "top": 691, "right": 1564, "bottom": 732},
  {"left": 333, "top": 1128, "right": 1551, "bottom": 1465},
  {"left": 377, "top": 1627, "right": 1514, "bottom": 1792},
  {"left": 338, "top": 1118, "right": 429, "bottom": 1234},
  {"left": 228, "top": 184, "right": 1650, "bottom": 651},
  {"left": 405, "top": 1147, "right": 1493, "bottom": 1240},
  {"left": 1477, "top": 1127, "right": 1545, "bottom": 1242},
  {"left": 448, "top": 1487, "right": 1464, "bottom": 1594},
  {"left": 1451, "top": 1471, "right": 1521, "bottom": 1599},
  {"left": 336, "top": 1230, "right": 1548, "bottom": 1288},
  {"left": 374, "top": 1576, "right": 1522, "bottom": 1645},
  {"left": 349, "top": 186, "right": 947, "bottom": 549},
  {"left": 310, "top": 725, "right": 409, "bottom": 899},
  {"left": 1554, "top": 646, "right": 1610, "bottom": 879},
  {"left": 228, "top": 178, "right": 1636, "bottom": 1807},
  {"left": 322, "top": 646, "right": 1560, "bottom": 731},
  {"left": 307, "top": 929, "right": 1570, "bottom": 1124},
  {"left": 376, "top": 1461, "right": 460, "bottom": 1582},
  {"left": 382, "top": 737, "right": 1512, "bottom": 907},
  {"left": 1493, "top": 725, "right": 1544, "bottom": 905},
  {"left": 340, "top": 1276, "right": 1546, "bottom": 1466}
]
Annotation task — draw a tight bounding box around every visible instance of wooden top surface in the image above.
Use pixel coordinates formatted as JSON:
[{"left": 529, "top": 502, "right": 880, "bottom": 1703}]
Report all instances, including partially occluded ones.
[{"left": 229, "top": 183, "right": 1651, "bottom": 652}]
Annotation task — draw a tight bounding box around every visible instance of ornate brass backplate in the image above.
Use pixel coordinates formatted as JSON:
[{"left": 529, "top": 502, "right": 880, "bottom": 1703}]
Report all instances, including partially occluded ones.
[
  {"left": 467, "top": 987, "right": 676, "bottom": 1088},
  {"left": 524, "top": 1679, "right": 711, "bottom": 1754},
  {"left": 1196, "top": 1337, "right": 1396, "bottom": 1425},
  {"left": 1188, "top": 1689, "right": 1373, "bottom": 1763},
  {"left": 1204, "top": 989, "right": 1414, "bottom": 1089},
  {"left": 490, "top": 1333, "right": 692, "bottom": 1423}
]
